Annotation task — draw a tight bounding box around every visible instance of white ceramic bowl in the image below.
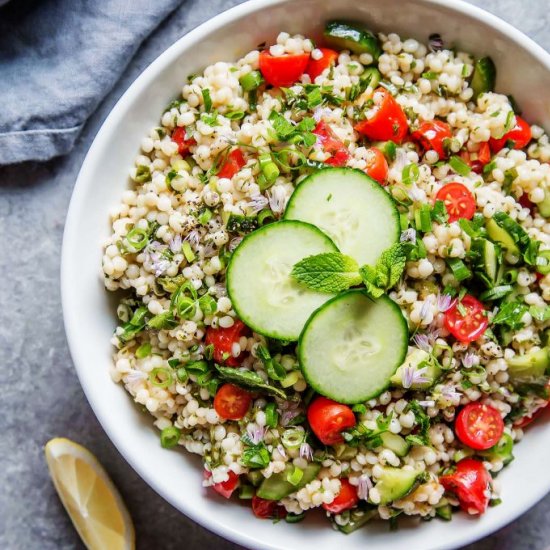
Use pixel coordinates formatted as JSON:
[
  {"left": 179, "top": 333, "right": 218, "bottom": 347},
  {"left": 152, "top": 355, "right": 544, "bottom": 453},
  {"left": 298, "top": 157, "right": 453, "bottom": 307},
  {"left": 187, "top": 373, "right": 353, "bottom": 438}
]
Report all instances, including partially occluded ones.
[{"left": 62, "top": 1, "right": 550, "bottom": 548}]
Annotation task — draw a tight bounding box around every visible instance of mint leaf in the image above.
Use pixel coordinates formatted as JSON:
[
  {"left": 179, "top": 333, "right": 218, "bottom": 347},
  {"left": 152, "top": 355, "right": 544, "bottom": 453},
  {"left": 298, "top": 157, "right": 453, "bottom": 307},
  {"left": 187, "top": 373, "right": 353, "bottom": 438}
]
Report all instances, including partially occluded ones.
[
  {"left": 359, "top": 265, "right": 384, "bottom": 298},
  {"left": 358, "top": 243, "right": 407, "bottom": 298},
  {"left": 492, "top": 300, "right": 527, "bottom": 330},
  {"left": 291, "top": 252, "right": 361, "bottom": 293}
]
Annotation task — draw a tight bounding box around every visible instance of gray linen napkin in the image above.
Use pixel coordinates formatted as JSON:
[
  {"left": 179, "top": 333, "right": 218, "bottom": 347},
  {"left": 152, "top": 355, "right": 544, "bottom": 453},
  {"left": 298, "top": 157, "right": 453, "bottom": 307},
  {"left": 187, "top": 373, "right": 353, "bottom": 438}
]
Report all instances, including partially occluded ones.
[{"left": 0, "top": 0, "right": 185, "bottom": 165}]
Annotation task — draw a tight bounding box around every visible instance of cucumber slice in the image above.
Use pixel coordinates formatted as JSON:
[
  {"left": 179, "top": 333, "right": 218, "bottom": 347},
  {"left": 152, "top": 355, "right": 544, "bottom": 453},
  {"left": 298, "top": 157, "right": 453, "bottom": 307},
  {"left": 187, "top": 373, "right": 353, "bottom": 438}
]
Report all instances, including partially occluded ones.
[
  {"left": 284, "top": 168, "right": 400, "bottom": 266},
  {"left": 335, "top": 505, "right": 378, "bottom": 534},
  {"left": 486, "top": 211, "right": 530, "bottom": 257},
  {"left": 390, "top": 349, "right": 442, "bottom": 390},
  {"left": 379, "top": 432, "right": 410, "bottom": 457},
  {"left": 298, "top": 291, "right": 408, "bottom": 403},
  {"left": 256, "top": 463, "right": 320, "bottom": 500},
  {"left": 371, "top": 466, "right": 422, "bottom": 505},
  {"left": 324, "top": 21, "right": 382, "bottom": 59},
  {"left": 435, "top": 504, "right": 453, "bottom": 521},
  {"left": 226, "top": 220, "right": 337, "bottom": 341},
  {"left": 471, "top": 57, "right": 496, "bottom": 99},
  {"left": 507, "top": 347, "right": 550, "bottom": 384},
  {"left": 471, "top": 238, "right": 501, "bottom": 287},
  {"left": 480, "top": 433, "right": 514, "bottom": 466}
]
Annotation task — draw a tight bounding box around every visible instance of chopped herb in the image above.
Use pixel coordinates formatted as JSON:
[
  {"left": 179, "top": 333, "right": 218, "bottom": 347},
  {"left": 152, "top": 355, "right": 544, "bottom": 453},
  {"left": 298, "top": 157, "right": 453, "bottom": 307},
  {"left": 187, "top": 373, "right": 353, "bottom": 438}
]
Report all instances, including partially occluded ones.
[{"left": 202, "top": 88, "right": 212, "bottom": 112}]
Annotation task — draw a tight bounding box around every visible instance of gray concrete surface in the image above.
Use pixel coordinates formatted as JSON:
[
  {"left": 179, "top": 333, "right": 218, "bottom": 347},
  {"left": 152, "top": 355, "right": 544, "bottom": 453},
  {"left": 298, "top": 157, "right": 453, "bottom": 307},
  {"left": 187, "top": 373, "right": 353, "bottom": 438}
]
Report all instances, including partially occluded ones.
[{"left": 1, "top": 0, "right": 549, "bottom": 548}]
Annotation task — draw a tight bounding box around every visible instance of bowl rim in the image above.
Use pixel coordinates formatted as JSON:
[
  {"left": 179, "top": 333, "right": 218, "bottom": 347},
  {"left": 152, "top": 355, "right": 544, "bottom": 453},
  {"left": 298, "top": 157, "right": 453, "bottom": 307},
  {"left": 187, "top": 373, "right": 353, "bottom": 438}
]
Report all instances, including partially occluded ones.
[{"left": 61, "top": 0, "right": 550, "bottom": 548}]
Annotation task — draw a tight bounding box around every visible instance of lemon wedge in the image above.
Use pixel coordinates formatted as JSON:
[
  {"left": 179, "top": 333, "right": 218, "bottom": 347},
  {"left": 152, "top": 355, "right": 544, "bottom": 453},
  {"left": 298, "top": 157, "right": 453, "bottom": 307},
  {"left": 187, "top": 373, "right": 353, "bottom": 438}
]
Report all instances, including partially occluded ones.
[{"left": 45, "top": 438, "right": 135, "bottom": 550}]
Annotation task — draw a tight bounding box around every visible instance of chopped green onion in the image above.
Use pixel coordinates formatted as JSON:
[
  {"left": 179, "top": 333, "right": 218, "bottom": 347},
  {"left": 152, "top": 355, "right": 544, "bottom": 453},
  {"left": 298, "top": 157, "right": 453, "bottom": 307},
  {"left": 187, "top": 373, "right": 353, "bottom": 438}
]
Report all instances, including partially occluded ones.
[
  {"left": 258, "top": 153, "right": 280, "bottom": 189},
  {"left": 280, "top": 371, "right": 300, "bottom": 388},
  {"left": 446, "top": 258, "right": 472, "bottom": 282},
  {"left": 449, "top": 155, "right": 471, "bottom": 176},
  {"left": 415, "top": 204, "right": 433, "bottom": 233},
  {"left": 198, "top": 208, "right": 213, "bottom": 225},
  {"left": 198, "top": 294, "right": 217, "bottom": 315},
  {"left": 149, "top": 368, "right": 173, "bottom": 388},
  {"left": 286, "top": 466, "right": 304, "bottom": 486},
  {"left": 226, "top": 110, "right": 245, "bottom": 120},
  {"left": 248, "top": 89, "right": 258, "bottom": 111},
  {"left": 402, "top": 163, "right": 419, "bottom": 185},
  {"left": 175, "top": 295, "right": 196, "bottom": 319},
  {"left": 136, "top": 342, "right": 152, "bottom": 358},
  {"left": 502, "top": 268, "right": 518, "bottom": 284},
  {"left": 147, "top": 311, "right": 177, "bottom": 330},
  {"left": 399, "top": 212, "right": 409, "bottom": 231},
  {"left": 281, "top": 428, "right": 306, "bottom": 449},
  {"left": 135, "top": 165, "right": 152, "bottom": 183},
  {"left": 160, "top": 426, "right": 181, "bottom": 448},
  {"left": 202, "top": 89, "right": 212, "bottom": 112},
  {"left": 238, "top": 485, "right": 255, "bottom": 499},
  {"left": 182, "top": 241, "right": 195, "bottom": 263},
  {"left": 265, "top": 403, "right": 278, "bottom": 428},
  {"left": 536, "top": 250, "right": 550, "bottom": 275},
  {"left": 126, "top": 227, "right": 149, "bottom": 251},
  {"left": 257, "top": 209, "right": 275, "bottom": 226},
  {"left": 479, "top": 285, "right": 513, "bottom": 301},
  {"left": 239, "top": 70, "right": 263, "bottom": 91},
  {"left": 381, "top": 140, "right": 397, "bottom": 162}
]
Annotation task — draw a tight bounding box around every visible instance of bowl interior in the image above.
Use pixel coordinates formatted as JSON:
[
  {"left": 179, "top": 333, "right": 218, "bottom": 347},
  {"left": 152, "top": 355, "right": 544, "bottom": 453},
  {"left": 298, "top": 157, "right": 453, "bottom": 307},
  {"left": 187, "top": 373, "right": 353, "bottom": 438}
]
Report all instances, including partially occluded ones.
[{"left": 62, "top": 1, "right": 550, "bottom": 548}]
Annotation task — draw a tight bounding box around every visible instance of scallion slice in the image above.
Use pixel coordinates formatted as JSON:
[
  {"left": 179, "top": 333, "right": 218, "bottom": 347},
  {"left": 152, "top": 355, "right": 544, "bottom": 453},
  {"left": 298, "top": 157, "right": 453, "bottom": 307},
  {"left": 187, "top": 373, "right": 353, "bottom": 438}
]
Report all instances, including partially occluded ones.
[
  {"left": 265, "top": 403, "right": 278, "bottom": 428},
  {"left": 160, "top": 426, "right": 181, "bottom": 448},
  {"left": 449, "top": 155, "right": 471, "bottom": 176},
  {"left": 239, "top": 70, "right": 264, "bottom": 91},
  {"left": 281, "top": 428, "right": 305, "bottom": 449},
  {"left": 446, "top": 258, "right": 471, "bottom": 281},
  {"left": 182, "top": 241, "right": 195, "bottom": 263},
  {"left": 136, "top": 342, "right": 152, "bottom": 359},
  {"left": 149, "top": 368, "right": 173, "bottom": 388}
]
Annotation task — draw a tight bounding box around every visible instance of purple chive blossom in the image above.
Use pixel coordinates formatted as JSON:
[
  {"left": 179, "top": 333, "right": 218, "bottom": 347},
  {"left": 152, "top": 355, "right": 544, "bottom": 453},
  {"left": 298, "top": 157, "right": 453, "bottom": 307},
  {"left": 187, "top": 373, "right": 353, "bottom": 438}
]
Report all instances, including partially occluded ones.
[
  {"left": 441, "top": 384, "right": 461, "bottom": 403},
  {"left": 281, "top": 410, "right": 301, "bottom": 427},
  {"left": 211, "top": 283, "right": 227, "bottom": 298},
  {"left": 276, "top": 444, "right": 287, "bottom": 459},
  {"left": 401, "top": 365, "right": 430, "bottom": 389},
  {"left": 462, "top": 352, "right": 477, "bottom": 369},
  {"left": 417, "top": 400, "right": 436, "bottom": 408},
  {"left": 203, "top": 241, "right": 217, "bottom": 258},
  {"left": 246, "top": 424, "right": 266, "bottom": 445},
  {"left": 169, "top": 234, "right": 182, "bottom": 254},
  {"left": 400, "top": 228, "right": 417, "bottom": 243},
  {"left": 428, "top": 33, "right": 444, "bottom": 52},
  {"left": 407, "top": 185, "right": 424, "bottom": 202},
  {"left": 247, "top": 195, "right": 269, "bottom": 214},
  {"left": 437, "top": 293, "right": 452, "bottom": 313},
  {"left": 268, "top": 186, "right": 287, "bottom": 214},
  {"left": 229, "top": 236, "right": 244, "bottom": 252},
  {"left": 420, "top": 300, "right": 431, "bottom": 321},
  {"left": 299, "top": 442, "right": 313, "bottom": 461},
  {"left": 146, "top": 243, "right": 171, "bottom": 276},
  {"left": 125, "top": 370, "right": 147, "bottom": 389},
  {"left": 413, "top": 333, "right": 431, "bottom": 352},
  {"left": 357, "top": 475, "right": 373, "bottom": 501},
  {"left": 185, "top": 230, "right": 201, "bottom": 248}
]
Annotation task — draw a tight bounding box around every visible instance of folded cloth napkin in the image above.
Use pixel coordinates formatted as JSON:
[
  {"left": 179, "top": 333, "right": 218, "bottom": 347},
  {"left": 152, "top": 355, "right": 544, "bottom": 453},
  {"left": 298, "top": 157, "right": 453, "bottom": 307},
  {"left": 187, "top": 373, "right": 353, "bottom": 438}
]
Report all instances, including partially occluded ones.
[{"left": 0, "top": 0, "right": 184, "bottom": 165}]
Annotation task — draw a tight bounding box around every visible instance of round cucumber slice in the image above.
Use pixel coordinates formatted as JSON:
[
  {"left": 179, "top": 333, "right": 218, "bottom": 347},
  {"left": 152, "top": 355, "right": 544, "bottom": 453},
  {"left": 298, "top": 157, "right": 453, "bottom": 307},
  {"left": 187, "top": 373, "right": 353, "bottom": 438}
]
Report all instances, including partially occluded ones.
[
  {"left": 226, "top": 220, "right": 337, "bottom": 341},
  {"left": 284, "top": 168, "right": 400, "bottom": 267},
  {"left": 298, "top": 290, "right": 408, "bottom": 404}
]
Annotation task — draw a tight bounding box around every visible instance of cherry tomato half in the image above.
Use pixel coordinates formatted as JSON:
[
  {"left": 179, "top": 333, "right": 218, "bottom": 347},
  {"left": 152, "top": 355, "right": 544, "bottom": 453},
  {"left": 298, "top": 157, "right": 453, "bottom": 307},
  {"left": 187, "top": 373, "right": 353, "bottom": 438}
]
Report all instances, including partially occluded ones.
[
  {"left": 252, "top": 496, "right": 287, "bottom": 519},
  {"left": 364, "top": 147, "right": 389, "bottom": 184},
  {"left": 205, "top": 319, "right": 249, "bottom": 366},
  {"left": 435, "top": 182, "right": 476, "bottom": 223},
  {"left": 259, "top": 50, "right": 310, "bottom": 88},
  {"left": 355, "top": 87, "right": 409, "bottom": 143},
  {"left": 306, "top": 48, "right": 339, "bottom": 81},
  {"left": 217, "top": 148, "right": 247, "bottom": 180},
  {"left": 411, "top": 119, "right": 452, "bottom": 159},
  {"left": 313, "top": 121, "right": 350, "bottom": 167},
  {"left": 477, "top": 142, "right": 491, "bottom": 165},
  {"left": 489, "top": 116, "right": 532, "bottom": 153},
  {"left": 204, "top": 469, "right": 240, "bottom": 499},
  {"left": 440, "top": 458, "right": 491, "bottom": 515},
  {"left": 213, "top": 383, "right": 252, "bottom": 420},
  {"left": 322, "top": 479, "right": 359, "bottom": 513},
  {"left": 307, "top": 396, "right": 356, "bottom": 446},
  {"left": 172, "top": 127, "right": 196, "bottom": 156},
  {"left": 455, "top": 403, "right": 504, "bottom": 450},
  {"left": 444, "top": 295, "right": 488, "bottom": 344}
]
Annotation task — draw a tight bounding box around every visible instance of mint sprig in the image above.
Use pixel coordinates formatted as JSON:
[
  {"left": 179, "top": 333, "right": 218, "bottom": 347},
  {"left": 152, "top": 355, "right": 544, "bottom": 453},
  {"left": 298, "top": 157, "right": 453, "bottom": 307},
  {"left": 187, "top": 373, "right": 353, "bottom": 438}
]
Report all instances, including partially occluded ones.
[{"left": 291, "top": 243, "right": 407, "bottom": 297}]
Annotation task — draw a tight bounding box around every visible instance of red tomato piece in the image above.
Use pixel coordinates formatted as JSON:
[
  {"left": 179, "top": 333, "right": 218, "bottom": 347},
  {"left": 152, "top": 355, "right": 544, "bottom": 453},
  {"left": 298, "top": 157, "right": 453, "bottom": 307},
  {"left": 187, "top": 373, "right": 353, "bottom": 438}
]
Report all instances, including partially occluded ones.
[
  {"left": 205, "top": 320, "right": 249, "bottom": 366},
  {"left": 455, "top": 403, "right": 504, "bottom": 450},
  {"left": 435, "top": 182, "right": 476, "bottom": 223},
  {"left": 355, "top": 87, "right": 409, "bottom": 143},
  {"left": 305, "top": 48, "right": 339, "bottom": 81},
  {"left": 259, "top": 50, "right": 310, "bottom": 88},
  {"left": 477, "top": 142, "right": 491, "bottom": 165},
  {"left": 322, "top": 479, "right": 359, "bottom": 513},
  {"left": 252, "top": 496, "right": 287, "bottom": 519},
  {"left": 518, "top": 192, "right": 535, "bottom": 213},
  {"left": 213, "top": 383, "right": 252, "bottom": 420},
  {"left": 444, "top": 295, "right": 488, "bottom": 344},
  {"left": 364, "top": 147, "right": 389, "bottom": 184},
  {"left": 411, "top": 120, "right": 452, "bottom": 159},
  {"left": 307, "top": 396, "right": 356, "bottom": 446},
  {"left": 440, "top": 458, "right": 491, "bottom": 515},
  {"left": 171, "top": 127, "right": 196, "bottom": 155},
  {"left": 204, "top": 469, "right": 240, "bottom": 499},
  {"left": 489, "top": 116, "right": 532, "bottom": 153},
  {"left": 218, "top": 149, "right": 247, "bottom": 180},
  {"left": 313, "top": 121, "right": 350, "bottom": 167}
]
